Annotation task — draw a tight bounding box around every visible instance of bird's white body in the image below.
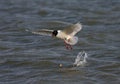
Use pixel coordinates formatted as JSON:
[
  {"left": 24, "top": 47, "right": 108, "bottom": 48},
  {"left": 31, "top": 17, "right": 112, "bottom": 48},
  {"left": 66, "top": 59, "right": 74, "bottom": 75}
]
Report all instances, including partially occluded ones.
[
  {"left": 56, "top": 30, "right": 68, "bottom": 40},
  {"left": 56, "top": 30, "right": 78, "bottom": 45}
]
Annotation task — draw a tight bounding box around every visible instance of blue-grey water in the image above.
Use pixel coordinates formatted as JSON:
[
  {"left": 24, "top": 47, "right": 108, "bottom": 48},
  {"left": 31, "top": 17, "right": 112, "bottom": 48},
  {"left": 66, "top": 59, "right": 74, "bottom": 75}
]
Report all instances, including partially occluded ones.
[{"left": 0, "top": 0, "right": 120, "bottom": 84}]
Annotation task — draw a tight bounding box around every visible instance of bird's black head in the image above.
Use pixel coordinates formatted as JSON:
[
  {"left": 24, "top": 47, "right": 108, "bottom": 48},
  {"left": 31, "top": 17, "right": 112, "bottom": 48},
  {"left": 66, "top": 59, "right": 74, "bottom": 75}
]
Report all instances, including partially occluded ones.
[{"left": 52, "top": 30, "right": 58, "bottom": 37}]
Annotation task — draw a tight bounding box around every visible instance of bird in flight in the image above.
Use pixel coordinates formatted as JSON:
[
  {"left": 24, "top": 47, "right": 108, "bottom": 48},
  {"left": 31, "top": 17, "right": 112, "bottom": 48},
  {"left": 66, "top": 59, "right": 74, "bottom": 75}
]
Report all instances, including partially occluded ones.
[{"left": 29, "top": 22, "right": 82, "bottom": 50}]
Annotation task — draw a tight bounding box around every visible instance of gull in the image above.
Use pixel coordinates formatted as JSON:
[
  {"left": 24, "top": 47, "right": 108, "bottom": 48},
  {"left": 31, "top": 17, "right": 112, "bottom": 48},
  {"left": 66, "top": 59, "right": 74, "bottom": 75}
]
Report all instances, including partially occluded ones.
[{"left": 29, "top": 22, "right": 82, "bottom": 50}]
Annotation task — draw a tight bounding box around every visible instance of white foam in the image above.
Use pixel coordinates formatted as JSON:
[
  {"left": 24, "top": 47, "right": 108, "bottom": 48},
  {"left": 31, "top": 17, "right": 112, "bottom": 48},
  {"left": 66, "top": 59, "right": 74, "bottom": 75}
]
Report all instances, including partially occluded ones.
[{"left": 73, "top": 51, "right": 88, "bottom": 66}]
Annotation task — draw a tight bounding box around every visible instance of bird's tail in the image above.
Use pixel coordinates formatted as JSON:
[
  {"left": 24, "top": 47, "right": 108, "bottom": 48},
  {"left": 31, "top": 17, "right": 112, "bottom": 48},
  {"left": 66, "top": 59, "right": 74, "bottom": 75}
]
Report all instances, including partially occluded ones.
[{"left": 66, "top": 36, "right": 78, "bottom": 45}]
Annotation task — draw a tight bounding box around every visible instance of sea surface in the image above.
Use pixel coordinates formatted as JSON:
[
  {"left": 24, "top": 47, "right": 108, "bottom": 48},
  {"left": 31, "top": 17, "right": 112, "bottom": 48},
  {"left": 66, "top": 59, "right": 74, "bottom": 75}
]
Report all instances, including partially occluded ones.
[{"left": 0, "top": 0, "right": 120, "bottom": 84}]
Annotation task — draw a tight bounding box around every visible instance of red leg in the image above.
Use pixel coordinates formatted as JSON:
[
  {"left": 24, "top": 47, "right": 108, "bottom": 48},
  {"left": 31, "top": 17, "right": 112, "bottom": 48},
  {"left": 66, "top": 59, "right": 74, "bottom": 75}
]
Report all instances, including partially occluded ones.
[
  {"left": 64, "top": 40, "right": 72, "bottom": 50},
  {"left": 67, "top": 44, "right": 72, "bottom": 50}
]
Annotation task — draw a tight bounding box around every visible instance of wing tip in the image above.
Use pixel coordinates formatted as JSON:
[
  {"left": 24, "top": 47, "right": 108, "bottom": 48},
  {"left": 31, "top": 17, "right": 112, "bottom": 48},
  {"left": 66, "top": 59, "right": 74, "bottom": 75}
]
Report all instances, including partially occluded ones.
[
  {"left": 31, "top": 31, "right": 36, "bottom": 34},
  {"left": 74, "top": 22, "right": 82, "bottom": 30},
  {"left": 76, "top": 22, "right": 82, "bottom": 26}
]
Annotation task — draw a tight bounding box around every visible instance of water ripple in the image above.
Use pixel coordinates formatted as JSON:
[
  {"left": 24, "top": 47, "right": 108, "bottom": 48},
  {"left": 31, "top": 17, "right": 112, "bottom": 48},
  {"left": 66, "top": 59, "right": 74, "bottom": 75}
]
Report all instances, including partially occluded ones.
[{"left": 0, "top": 0, "right": 120, "bottom": 84}]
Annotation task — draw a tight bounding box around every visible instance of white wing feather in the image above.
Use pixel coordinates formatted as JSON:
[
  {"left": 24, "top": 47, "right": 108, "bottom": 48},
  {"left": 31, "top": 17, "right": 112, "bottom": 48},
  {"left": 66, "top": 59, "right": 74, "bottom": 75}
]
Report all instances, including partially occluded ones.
[
  {"left": 63, "top": 22, "right": 82, "bottom": 36},
  {"left": 27, "top": 29, "right": 53, "bottom": 36}
]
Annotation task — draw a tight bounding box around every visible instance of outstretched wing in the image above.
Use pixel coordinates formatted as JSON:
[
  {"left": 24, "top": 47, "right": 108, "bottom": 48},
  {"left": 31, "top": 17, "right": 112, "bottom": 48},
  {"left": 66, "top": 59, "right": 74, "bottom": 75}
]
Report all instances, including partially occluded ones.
[
  {"left": 62, "top": 22, "right": 82, "bottom": 36},
  {"left": 27, "top": 29, "right": 53, "bottom": 36}
]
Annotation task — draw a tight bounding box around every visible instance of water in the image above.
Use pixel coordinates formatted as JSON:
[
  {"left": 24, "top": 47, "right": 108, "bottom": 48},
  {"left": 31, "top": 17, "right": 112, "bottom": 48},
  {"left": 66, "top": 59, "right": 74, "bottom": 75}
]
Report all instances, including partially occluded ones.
[{"left": 0, "top": 0, "right": 120, "bottom": 84}]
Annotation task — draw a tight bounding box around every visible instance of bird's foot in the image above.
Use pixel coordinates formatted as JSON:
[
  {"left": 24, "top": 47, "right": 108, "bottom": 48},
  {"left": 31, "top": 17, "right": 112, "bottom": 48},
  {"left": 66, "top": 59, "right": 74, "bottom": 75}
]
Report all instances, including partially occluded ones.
[
  {"left": 64, "top": 41, "right": 72, "bottom": 50},
  {"left": 65, "top": 44, "right": 72, "bottom": 50}
]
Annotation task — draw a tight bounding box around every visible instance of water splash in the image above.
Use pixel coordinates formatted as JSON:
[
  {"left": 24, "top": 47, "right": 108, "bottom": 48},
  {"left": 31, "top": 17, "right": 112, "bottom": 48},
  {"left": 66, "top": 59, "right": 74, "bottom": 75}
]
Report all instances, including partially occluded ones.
[{"left": 73, "top": 51, "right": 88, "bottom": 67}]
